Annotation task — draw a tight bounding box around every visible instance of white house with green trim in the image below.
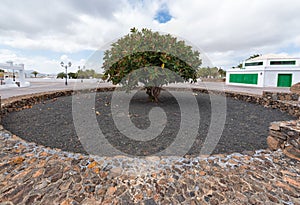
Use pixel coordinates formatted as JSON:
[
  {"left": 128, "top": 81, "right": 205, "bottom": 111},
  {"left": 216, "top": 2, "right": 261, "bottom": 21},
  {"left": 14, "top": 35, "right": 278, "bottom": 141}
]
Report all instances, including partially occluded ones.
[{"left": 226, "top": 54, "right": 300, "bottom": 87}]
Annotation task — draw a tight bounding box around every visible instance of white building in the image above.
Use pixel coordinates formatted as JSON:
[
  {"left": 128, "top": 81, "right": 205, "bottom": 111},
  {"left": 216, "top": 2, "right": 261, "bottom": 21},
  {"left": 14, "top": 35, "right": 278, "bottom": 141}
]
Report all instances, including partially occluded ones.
[
  {"left": 0, "top": 61, "right": 30, "bottom": 88},
  {"left": 226, "top": 54, "right": 300, "bottom": 87}
]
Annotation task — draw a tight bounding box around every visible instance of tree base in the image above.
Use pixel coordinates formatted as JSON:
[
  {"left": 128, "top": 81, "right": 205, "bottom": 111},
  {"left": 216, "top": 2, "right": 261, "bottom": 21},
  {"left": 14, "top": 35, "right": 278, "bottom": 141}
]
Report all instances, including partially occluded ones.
[{"left": 145, "top": 86, "right": 162, "bottom": 103}]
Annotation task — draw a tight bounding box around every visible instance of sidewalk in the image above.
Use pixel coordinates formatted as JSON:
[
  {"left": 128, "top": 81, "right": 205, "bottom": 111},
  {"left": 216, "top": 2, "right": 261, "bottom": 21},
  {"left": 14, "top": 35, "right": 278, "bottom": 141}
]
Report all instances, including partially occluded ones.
[{"left": 0, "top": 81, "right": 114, "bottom": 99}]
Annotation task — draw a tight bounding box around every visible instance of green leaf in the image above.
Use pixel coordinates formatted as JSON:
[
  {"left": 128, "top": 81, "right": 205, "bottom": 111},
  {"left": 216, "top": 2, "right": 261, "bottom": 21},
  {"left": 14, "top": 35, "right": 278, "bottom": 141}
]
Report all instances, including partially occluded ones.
[{"left": 102, "top": 28, "right": 201, "bottom": 90}]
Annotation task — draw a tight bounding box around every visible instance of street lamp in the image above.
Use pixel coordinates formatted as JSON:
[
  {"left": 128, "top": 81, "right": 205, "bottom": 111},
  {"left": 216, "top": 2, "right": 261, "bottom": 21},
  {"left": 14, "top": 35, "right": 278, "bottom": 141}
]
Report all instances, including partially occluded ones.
[
  {"left": 12, "top": 69, "right": 15, "bottom": 81},
  {"left": 60, "top": 61, "right": 72, "bottom": 85}
]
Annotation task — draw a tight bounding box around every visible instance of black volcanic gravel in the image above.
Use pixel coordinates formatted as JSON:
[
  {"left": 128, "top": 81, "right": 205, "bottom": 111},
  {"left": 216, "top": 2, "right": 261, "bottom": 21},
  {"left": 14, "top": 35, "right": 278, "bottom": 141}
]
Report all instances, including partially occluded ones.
[{"left": 2, "top": 91, "right": 297, "bottom": 156}]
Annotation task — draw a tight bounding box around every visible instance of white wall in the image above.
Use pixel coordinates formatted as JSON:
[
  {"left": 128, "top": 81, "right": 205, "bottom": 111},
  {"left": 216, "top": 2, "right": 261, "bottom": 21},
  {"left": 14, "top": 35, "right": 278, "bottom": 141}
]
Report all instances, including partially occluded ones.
[
  {"left": 264, "top": 70, "right": 300, "bottom": 87},
  {"left": 292, "top": 71, "right": 300, "bottom": 85},
  {"left": 27, "top": 78, "right": 102, "bottom": 83}
]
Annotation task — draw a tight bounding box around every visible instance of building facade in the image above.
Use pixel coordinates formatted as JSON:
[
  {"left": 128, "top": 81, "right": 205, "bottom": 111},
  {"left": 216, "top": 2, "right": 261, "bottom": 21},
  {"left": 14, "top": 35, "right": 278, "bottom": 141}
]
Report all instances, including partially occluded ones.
[
  {"left": 0, "top": 61, "right": 30, "bottom": 88},
  {"left": 226, "top": 54, "right": 300, "bottom": 87}
]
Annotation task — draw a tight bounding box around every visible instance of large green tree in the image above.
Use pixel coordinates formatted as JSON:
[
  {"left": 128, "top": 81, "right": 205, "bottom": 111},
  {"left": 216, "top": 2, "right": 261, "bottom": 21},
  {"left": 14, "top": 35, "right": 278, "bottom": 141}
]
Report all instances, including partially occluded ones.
[{"left": 102, "top": 28, "right": 202, "bottom": 102}]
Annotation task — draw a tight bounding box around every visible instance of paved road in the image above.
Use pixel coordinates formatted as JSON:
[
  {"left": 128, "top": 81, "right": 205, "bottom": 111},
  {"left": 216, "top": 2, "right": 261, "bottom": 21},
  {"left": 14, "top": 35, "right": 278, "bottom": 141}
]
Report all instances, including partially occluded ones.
[
  {"left": 0, "top": 81, "right": 114, "bottom": 99},
  {"left": 0, "top": 81, "right": 291, "bottom": 99}
]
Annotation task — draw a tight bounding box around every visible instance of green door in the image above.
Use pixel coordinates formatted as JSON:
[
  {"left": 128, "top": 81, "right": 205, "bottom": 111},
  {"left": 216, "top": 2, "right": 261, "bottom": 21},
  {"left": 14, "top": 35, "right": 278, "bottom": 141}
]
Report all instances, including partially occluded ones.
[{"left": 277, "top": 74, "right": 292, "bottom": 87}]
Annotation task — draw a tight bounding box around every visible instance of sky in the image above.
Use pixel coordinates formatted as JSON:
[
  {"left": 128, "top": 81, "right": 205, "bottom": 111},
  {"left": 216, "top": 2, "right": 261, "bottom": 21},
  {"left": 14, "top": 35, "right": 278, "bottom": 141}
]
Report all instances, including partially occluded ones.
[{"left": 1, "top": 0, "right": 300, "bottom": 74}]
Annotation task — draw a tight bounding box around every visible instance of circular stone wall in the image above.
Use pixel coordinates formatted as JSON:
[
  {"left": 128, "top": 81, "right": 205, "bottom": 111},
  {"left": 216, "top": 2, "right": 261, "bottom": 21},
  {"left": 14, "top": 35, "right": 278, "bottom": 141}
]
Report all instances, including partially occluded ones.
[{"left": 2, "top": 90, "right": 297, "bottom": 156}]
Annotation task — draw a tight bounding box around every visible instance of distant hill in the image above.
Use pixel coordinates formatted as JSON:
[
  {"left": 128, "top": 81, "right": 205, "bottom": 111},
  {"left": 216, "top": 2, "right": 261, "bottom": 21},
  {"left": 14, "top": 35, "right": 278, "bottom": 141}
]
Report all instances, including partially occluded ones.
[{"left": 24, "top": 70, "right": 35, "bottom": 77}]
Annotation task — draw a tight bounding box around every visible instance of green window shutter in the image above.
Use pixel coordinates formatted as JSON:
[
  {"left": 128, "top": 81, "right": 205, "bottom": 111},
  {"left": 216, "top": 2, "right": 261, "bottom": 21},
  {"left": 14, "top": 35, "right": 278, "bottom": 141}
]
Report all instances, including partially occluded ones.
[{"left": 229, "top": 74, "right": 258, "bottom": 84}]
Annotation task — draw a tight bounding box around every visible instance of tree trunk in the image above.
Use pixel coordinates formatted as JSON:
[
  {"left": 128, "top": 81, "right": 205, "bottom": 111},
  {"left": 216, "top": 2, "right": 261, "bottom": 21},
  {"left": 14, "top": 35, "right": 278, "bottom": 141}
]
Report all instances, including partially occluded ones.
[{"left": 145, "top": 86, "right": 162, "bottom": 103}]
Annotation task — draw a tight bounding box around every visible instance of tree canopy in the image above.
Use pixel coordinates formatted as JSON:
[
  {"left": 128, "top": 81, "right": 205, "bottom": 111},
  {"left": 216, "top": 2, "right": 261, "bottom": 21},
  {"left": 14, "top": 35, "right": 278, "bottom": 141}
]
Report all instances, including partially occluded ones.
[
  {"left": 197, "top": 67, "right": 226, "bottom": 78},
  {"left": 246, "top": 54, "right": 261, "bottom": 60},
  {"left": 57, "top": 72, "right": 67, "bottom": 79},
  {"left": 31, "top": 71, "right": 39, "bottom": 78},
  {"left": 68, "top": 72, "right": 77, "bottom": 79},
  {"left": 235, "top": 54, "right": 261, "bottom": 68},
  {"left": 56, "top": 69, "right": 102, "bottom": 79},
  {"left": 77, "top": 69, "right": 102, "bottom": 79},
  {"left": 102, "top": 28, "right": 202, "bottom": 102}
]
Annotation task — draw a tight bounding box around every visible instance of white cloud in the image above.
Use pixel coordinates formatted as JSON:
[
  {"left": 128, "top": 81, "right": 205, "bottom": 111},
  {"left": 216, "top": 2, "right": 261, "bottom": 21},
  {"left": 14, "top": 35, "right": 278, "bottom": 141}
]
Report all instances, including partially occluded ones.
[
  {"left": 0, "top": 50, "right": 18, "bottom": 62},
  {"left": 0, "top": 0, "right": 300, "bottom": 73},
  {"left": 0, "top": 50, "right": 88, "bottom": 74},
  {"left": 0, "top": 49, "right": 54, "bottom": 73},
  {"left": 60, "top": 55, "right": 69, "bottom": 62}
]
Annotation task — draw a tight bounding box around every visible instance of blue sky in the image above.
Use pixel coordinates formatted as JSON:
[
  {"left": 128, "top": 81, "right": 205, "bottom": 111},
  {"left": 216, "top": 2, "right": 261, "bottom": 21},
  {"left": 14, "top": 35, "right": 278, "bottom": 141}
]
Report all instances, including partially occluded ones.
[
  {"left": 154, "top": 4, "right": 172, "bottom": 24},
  {"left": 0, "top": 0, "right": 300, "bottom": 74}
]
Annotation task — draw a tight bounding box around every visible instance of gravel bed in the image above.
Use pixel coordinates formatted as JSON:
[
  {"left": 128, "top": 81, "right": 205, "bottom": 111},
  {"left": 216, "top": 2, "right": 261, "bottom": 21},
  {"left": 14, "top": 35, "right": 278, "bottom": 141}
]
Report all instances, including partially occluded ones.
[{"left": 2, "top": 90, "right": 297, "bottom": 156}]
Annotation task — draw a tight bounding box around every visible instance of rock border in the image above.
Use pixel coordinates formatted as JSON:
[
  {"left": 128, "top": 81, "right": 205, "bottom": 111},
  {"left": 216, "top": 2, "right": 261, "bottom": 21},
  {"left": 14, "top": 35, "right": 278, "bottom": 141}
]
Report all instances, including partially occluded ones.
[
  {"left": 1, "top": 127, "right": 299, "bottom": 204},
  {"left": 268, "top": 121, "right": 300, "bottom": 161}
]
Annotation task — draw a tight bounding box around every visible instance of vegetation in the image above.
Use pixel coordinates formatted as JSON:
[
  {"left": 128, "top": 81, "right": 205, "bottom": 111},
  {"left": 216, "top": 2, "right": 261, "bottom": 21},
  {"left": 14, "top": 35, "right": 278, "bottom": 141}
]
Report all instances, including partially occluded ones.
[
  {"left": 102, "top": 27, "right": 202, "bottom": 102},
  {"left": 218, "top": 68, "right": 226, "bottom": 77},
  {"left": 197, "top": 67, "right": 226, "bottom": 78},
  {"left": 77, "top": 69, "right": 103, "bottom": 79},
  {"left": 68, "top": 72, "right": 77, "bottom": 79},
  {"left": 57, "top": 72, "right": 67, "bottom": 79},
  {"left": 247, "top": 54, "right": 261, "bottom": 60},
  {"left": 0, "top": 69, "right": 4, "bottom": 72},
  {"left": 56, "top": 69, "right": 102, "bottom": 79},
  {"left": 31, "top": 71, "right": 39, "bottom": 78},
  {"left": 235, "top": 54, "right": 261, "bottom": 68}
]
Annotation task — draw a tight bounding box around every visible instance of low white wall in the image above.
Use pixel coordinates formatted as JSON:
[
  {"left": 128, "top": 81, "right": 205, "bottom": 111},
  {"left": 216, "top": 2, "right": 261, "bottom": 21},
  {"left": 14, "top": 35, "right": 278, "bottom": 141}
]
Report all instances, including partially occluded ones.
[
  {"left": 26, "top": 78, "right": 103, "bottom": 83},
  {"left": 0, "top": 78, "right": 30, "bottom": 88},
  {"left": 0, "top": 84, "right": 18, "bottom": 89}
]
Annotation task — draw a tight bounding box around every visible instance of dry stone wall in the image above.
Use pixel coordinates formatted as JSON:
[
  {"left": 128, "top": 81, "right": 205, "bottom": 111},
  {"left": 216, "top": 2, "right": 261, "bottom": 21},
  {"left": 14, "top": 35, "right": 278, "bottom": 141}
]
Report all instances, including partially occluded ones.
[
  {"left": 268, "top": 121, "right": 300, "bottom": 161},
  {"left": 262, "top": 91, "right": 299, "bottom": 101}
]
